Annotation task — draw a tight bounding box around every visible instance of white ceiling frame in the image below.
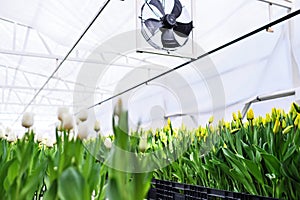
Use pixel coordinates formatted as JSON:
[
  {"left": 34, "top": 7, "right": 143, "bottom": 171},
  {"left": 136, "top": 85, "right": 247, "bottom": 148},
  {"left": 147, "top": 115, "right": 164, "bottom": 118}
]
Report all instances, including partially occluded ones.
[
  {"left": 12, "top": 90, "right": 24, "bottom": 104},
  {"left": 0, "top": 84, "right": 111, "bottom": 94},
  {"left": 1, "top": 102, "right": 91, "bottom": 108},
  {"left": 0, "top": 48, "right": 165, "bottom": 71},
  {"left": 257, "top": 0, "right": 294, "bottom": 9},
  {"left": 5, "top": 27, "right": 31, "bottom": 109},
  {"left": 0, "top": 64, "right": 110, "bottom": 92},
  {"left": 22, "top": 71, "right": 32, "bottom": 87},
  {"left": 37, "top": 31, "right": 53, "bottom": 55}
]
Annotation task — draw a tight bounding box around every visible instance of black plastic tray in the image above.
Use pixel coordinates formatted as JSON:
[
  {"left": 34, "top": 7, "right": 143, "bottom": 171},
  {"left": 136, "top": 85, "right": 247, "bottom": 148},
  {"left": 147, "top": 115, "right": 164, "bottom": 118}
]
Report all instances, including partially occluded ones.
[{"left": 147, "top": 179, "right": 278, "bottom": 200}]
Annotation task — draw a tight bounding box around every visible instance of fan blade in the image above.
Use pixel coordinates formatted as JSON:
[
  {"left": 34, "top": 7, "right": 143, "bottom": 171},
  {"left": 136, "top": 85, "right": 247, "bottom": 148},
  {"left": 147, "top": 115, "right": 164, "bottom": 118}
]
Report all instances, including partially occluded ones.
[
  {"left": 161, "top": 29, "right": 180, "bottom": 48},
  {"left": 145, "top": 18, "right": 163, "bottom": 36},
  {"left": 149, "top": 0, "right": 165, "bottom": 16},
  {"left": 174, "top": 21, "right": 193, "bottom": 37},
  {"left": 171, "top": 0, "right": 182, "bottom": 18}
]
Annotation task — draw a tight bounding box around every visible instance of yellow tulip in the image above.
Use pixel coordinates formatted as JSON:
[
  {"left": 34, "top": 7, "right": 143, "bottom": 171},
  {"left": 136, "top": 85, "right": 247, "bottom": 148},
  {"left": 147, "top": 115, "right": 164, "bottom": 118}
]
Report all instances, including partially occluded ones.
[
  {"left": 272, "top": 108, "right": 277, "bottom": 120},
  {"left": 283, "top": 125, "right": 293, "bottom": 134},
  {"left": 292, "top": 102, "right": 300, "bottom": 113},
  {"left": 232, "top": 113, "right": 238, "bottom": 121},
  {"left": 281, "top": 120, "right": 287, "bottom": 129},
  {"left": 238, "top": 110, "right": 243, "bottom": 120},
  {"left": 265, "top": 113, "right": 271, "bottom": 123},
  {"left": 294, "top": 113, "right": 300, "bottom": 127},
  {"left": 247, "top": 108, "right": 254, "bottom": 121},
  {"left": 273, "top": 117, "right": 280, "bottom": 134},
  {"left": 230, "top": 128, "right": 240, "bottom": 134},
  {"left": 208, "top": 116, "right": 214, "bottom": 124},
  {"left": 167, "top": 118, "right": 171, "bottom": 127}
]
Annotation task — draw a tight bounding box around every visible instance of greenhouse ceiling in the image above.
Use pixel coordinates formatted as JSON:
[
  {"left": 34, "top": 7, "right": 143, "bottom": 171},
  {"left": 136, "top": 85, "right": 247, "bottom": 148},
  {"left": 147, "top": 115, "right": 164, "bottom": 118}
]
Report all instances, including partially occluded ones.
[{"left": 0, "top": 0, "right": 300, "bottom": 136}]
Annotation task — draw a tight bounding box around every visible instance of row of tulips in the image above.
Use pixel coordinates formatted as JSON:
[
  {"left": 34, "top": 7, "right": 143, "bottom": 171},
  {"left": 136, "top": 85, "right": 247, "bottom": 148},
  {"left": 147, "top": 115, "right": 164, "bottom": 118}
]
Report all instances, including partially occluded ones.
[
  {"left": 0, "top": 129, "right": 108, "bottom": 200},
  {"left": 152, "top": 103, "right": 300, "bottom": 199},
  {"left": 1, "top": 102, "right": 300, "bottom": 199},
  {"left": 0, "top": 100, "right": 152, "bottom": 200}
]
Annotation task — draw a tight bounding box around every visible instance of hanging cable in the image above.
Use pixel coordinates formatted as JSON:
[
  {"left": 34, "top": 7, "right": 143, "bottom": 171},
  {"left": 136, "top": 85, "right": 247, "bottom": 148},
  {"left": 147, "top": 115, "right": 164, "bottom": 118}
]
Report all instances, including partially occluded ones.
[
  {"left": 13, "top": 0, "right": 111, "bottom": 124},
  {"left": 89, "top": 9, "right": 300, "bottom": 109}
]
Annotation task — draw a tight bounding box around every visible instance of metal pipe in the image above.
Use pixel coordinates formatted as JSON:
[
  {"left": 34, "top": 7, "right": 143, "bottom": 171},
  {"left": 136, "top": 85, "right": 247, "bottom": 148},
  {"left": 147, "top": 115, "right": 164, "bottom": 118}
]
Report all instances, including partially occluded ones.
[{"left": 242, "top": 89, "right": 296, "bottom": 118}]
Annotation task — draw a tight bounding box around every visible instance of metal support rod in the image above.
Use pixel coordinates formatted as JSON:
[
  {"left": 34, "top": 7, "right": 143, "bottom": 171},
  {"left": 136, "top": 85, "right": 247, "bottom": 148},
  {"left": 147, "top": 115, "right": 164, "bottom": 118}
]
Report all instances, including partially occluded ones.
[{"left": 242, "top": 89, "right": 296, "bottom": 119}]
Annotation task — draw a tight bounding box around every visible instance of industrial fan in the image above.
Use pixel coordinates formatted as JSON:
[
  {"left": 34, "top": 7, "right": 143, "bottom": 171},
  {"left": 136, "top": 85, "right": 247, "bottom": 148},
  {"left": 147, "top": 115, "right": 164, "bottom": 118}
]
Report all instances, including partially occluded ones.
[{"left": 140, "top": 0, "right": 193, "bottom": 51}]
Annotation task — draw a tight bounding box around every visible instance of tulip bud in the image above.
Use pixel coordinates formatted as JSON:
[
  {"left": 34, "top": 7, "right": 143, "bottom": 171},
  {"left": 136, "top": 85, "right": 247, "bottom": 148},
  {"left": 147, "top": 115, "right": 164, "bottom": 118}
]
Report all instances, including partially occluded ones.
[
  {"left": 76, "top": 118, "right": 81, "bottom": 125},
  {"left": 273, "top": 117, "right": 280, "bottom": 134},
  {"left": 104, "top": 137, "right": 112, "bottom": 149},
  {"left": 62, "top": 113, "right": 74, "bottom": 130},
  {"left": 77, "top": 123, "right": 89, "bottom": 140},
  {"left": 247, "top": 108, "right": 254, "bottom": 121},
  {"left": 44, "top": 137, "right": 56, "bottom": 148},
  {"left": 237, "top": 110, "right": 243, "bottom": 120},
  {"left": 114, "top": 99, "right": 123, "bottom": 116},
  {"left": 167, "top": 118, "right": 171, "bottom": 126},
  {"left": 281, "top": 120, "right": 287, "bottom": 129},
  {"left": 208, "top": 116, "right": 214, "bottom": 124},
  {"left": 0, "top": 127, "right": 5, "bottom": 139},
  {"left": 283, "top": 125, "right": 293, "bottom": 134},
  {"left": 35, "top": 132, "right": 45, "bottom": 143},
  {"left": 271, "top": 108, "right": 277, "bottom": 119},
  {"left": 230, "top": 128, "right": 240, "bottom": 134},
  {"left": 77, "top": 109, "right": 88, "bottom": 122},
  {"left": 265, "top": 113, "right": 271, "bottom": 123},
  {"left": 57, "top": 107, "right": 69, "bottom": 121},
  {"left": 94, "top": 120, "right": 101, "bottom": 132},
  {"left": 7, "top": 128, "right": 17, "bottom": 142},
  {"left": 232, "top": 113, "right": 238, "bottom": 121},
  {"left": 294, "top": 113, "right": 300, "bottom": 126},
  {"left": 22, "top": 112, "right": 34, "bottom": 128},
  {"left": 139, "top": 137, "right": 148, "bottom": 153}
]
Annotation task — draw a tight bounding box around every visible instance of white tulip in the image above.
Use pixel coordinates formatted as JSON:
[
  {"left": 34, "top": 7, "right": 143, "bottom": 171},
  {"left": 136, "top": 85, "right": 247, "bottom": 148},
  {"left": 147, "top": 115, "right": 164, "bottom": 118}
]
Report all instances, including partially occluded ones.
[
  {"left": 114, "top": 99, "right": 123, "bottom": 116},
  {"left": 7, "top": 129, "right": 17, "bottom": 142},
  {"left": 104, "top": 137, "right": 112, "bottom": 149},
  {"left": 62, "top": 113, "right": 74, "bottom": 130},
  {"left": 139, "top": 137, "right": 148, "bottom": 152},
  {"left": 35, "top": 132, "right": 45, "bottom": 143},
  {"left": 57, "top": 107, "right": 69, "bottom": 121},
  {"left": 94, "top": 120, "right": 101, "bottom": 132},
  {"left": 77, "top": 123, "right": 89, "bottom": 140},
  {"left": 77, "top": 109, "right": 88, "bottom": 122},
  {"left": 44, "top": 137, "right": 56, "bottom": 148},
  {"left": 76, "top": 117, "right": 81, "bottom": 125},
  {"left": 5, "top": 127, "right": 12, "bottom": 137},
  {"left": 22, "top": 112, "right": 34, "bottom": 128},
  {"left": 0, "top": 127, "right": 5, "bottom": 139}
]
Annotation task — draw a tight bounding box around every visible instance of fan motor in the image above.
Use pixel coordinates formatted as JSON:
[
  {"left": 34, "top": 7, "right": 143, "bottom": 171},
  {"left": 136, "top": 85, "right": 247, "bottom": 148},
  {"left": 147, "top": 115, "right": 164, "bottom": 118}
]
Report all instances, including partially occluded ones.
[{"left": 162, "top": 14, "right": 177, "bottom": 28}]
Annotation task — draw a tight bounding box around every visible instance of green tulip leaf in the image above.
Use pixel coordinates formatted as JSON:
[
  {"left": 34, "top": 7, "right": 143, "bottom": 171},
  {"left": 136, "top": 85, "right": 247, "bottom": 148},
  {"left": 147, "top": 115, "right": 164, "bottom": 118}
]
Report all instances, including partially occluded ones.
[{"left": 58, "top": 167, "right": 88, "bottom": 200}]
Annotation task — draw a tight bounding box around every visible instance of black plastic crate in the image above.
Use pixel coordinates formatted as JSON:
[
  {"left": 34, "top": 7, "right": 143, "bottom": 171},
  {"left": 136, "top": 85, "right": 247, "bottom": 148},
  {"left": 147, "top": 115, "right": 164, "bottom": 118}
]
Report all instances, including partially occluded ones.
[{"left": 147, "top": 179, "right": 279, "bottom": 200}]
